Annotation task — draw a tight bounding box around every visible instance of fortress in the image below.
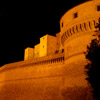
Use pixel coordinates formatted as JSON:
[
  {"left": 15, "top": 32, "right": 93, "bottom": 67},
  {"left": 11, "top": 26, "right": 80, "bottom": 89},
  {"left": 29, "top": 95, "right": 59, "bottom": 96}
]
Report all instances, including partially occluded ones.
[{"left": 0, "top": 0, "right": 100, "bottom": 100}]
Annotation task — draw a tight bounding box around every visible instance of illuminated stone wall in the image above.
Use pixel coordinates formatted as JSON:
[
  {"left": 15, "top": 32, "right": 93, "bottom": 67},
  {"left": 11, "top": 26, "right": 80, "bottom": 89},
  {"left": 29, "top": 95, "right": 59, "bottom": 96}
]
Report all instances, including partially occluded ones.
[
  {"left": 24, "top": 34, "right": 60, "bottom": 60},
  {"left": 47, "top": 35, "right": 58, "bottom": 55},
  {"left": 40, "top": 34, "right": 59, "bottom": 57},
  {"left": 0, "top": 53, "right": 65, "bottom": 100},
  {"left": 0, "top": 0, "right": 100, "bottom": 100},
  {"left": 56, "top": 33, "right": 61, "bottom": 50},
  {"left": 59, "top": 0, "right": 100, "bottom": 99},
  {"left": 60, "top": 0, "right": 100, "bottom": 53},
  {"left": 0, "top": 53, "right": 92, "bottom": 100},
  {"left": 34, "top": 44, "right": 40, "bottom": 58},
  {"left": 40, "top": 35, "right": 48, "bottom": 57},
  {"left": 24, "top": 47, "right": 34, "bottom": 60}
]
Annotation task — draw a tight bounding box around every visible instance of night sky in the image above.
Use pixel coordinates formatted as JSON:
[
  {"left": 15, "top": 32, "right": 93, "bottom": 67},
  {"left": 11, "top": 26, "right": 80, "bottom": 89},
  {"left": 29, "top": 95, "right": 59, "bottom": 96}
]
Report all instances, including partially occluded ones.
[{"left": 0, "top": 0, "right": 88, "bottom": 67}]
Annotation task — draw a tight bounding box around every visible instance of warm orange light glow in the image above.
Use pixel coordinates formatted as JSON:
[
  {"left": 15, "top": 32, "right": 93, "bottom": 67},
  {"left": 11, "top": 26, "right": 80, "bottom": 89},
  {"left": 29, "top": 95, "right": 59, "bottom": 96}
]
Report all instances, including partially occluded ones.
[{"left": 0, "top": 0, "right": 100, "bottom": 99}]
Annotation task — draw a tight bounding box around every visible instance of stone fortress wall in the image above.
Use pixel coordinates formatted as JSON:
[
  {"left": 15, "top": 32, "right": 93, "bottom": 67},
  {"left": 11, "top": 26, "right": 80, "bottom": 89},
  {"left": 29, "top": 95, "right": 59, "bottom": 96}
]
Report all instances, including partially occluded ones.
[
  {"left": 24, "top": 34, "right": 61, "bottom": 60},
  {"left": 0, "top": 53, "right": 65, "bottom": 100},
  {"left": 60, "top": 0, "right": 100, "bottom": 99},
  {"left": 0, "top": 0, "right": 100, "bottom": 100}
]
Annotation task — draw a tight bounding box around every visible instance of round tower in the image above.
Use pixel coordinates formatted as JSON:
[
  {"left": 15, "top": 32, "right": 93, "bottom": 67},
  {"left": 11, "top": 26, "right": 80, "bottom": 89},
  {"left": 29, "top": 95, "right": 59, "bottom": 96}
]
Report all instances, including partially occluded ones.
[
  {"left": 59, "top": 0, "right": 100, "bottom": 99},
  {"left": 0, "top": 0, "right": 100, "bottom": 100}
]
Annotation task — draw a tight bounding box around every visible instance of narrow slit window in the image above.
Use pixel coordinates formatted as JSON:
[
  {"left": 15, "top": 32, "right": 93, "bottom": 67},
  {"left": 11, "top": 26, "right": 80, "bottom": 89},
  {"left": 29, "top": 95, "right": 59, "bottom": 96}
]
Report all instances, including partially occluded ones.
[
  {"left": 62, "top": 23, "right": 63, "bottom": 27},
  {"left": 55, "top": 50, "right": 59, "bottom": 54},
  {"left": 74, "top": 12, "right": 78, "bottom": 18},
  {"left": 97, "top": 5, "right": 100, "bottom": 11},
  {"left": 62, "top": 49, "right": 64, "bottom": 53}
]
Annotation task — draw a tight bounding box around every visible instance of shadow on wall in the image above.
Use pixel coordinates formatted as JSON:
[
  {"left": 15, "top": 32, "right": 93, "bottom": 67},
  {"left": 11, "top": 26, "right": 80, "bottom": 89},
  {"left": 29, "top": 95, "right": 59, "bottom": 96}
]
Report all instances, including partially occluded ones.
[{"left": 61, "top": 86, "right": 94, "bottom": 100}]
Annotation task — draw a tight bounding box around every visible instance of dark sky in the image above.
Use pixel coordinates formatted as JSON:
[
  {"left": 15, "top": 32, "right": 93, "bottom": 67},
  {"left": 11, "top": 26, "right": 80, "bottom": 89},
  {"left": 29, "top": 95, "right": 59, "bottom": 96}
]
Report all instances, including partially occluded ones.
[{"left": 0, "top": 0, "right": 88, "bottom": 67}]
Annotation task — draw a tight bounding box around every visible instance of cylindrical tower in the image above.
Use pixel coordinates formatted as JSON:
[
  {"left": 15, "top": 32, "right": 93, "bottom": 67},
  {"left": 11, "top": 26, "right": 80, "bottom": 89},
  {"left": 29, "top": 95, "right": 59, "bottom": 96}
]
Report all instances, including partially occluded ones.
[
  {"left": 60, "top": 0, "right": 100, "bottom": 99},
  {"left": 0, "top": 0, "right": 100, "bottom": 100},
  {"left": 60, "top": 0, "right": 100, "bottom": 58}
]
